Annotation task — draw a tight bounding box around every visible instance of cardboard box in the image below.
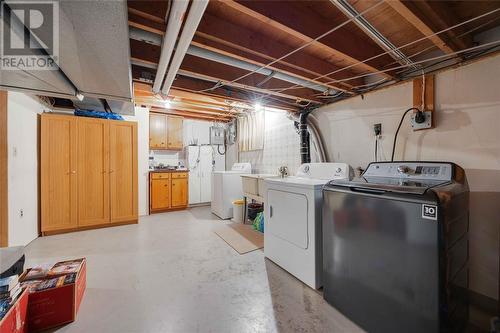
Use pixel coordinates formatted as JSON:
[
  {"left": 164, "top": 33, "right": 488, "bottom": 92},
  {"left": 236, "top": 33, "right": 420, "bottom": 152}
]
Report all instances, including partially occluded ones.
[
  {"left": 22, "top": 258, "right": 86, "bottom": 333},
  {"left": 0, "top": 288, "right": 29, "bottom": 333}
]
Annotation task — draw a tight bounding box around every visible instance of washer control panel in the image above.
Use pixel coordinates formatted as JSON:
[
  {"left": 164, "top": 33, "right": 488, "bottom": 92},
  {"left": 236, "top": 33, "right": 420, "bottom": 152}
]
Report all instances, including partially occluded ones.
[{"left": 363, "top": 162, "right": 453, "bottom": 181}]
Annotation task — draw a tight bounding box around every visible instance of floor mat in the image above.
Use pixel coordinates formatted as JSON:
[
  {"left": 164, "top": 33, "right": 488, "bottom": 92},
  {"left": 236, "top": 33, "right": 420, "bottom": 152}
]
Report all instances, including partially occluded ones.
[{"left": 214, "top": 223, "right": 264, "bottom": 254}]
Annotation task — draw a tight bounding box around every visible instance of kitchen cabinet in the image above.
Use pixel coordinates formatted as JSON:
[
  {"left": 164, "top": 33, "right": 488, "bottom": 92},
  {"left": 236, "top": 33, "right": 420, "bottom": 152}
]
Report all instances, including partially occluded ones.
[
  {"left": 41, "top": 115, "right": 78, "bottom": 232},
  {"left": 171, "top": 176, "right": 188, "bottom": 207},
  {"left": 149, "top": 113, "right": 183, "bottom": 150},
  {"left": 167, "top": 116, "right": 183, "bottom": 150},
  {"left": 150, "top": 173, "right": 170, "bottom": 210},
  {"left": 41, "top": 114, "right": 138, "bottom": 235},
  {"left": 149, "top": 171, "right": 188, "bottom": 213},
  {"left": 149, "top": 113, "right": 167, "bottom": 149}
]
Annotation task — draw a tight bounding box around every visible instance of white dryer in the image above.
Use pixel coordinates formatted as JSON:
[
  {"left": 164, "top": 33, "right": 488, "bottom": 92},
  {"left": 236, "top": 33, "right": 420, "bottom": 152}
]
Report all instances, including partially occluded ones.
[
  {"left": 264, "top": 163, "right": 351, "bottom": 289},
  {"left": 211, "top": 163, "right": 252, "bottom": 219}
]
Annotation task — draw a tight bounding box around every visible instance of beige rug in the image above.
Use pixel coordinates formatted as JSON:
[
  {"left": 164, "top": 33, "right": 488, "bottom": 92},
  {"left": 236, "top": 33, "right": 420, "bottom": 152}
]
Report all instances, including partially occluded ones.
[{"left": 214, "top": 223, "right": 264, "bottom": 254}]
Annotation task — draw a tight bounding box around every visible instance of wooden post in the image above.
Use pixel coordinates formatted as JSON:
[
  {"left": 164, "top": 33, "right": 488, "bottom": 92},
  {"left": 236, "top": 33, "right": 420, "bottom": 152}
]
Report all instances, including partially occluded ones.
[{"left": 413, "top": 74, "right": 435, "bottom": 128}]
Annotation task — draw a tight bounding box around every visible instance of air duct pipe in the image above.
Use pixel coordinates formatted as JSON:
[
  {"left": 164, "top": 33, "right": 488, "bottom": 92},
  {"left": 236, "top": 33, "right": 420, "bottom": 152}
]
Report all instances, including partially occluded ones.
[
  {"left": 161, "top": 0, "right": 209, "bottom": 96},
  {"left": 152, "top": 0, "right": 189, "bottom": 94}
]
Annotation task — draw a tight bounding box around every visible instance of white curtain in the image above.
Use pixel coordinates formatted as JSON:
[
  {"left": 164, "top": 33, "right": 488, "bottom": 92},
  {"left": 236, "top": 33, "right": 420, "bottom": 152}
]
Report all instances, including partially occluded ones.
[{"left": 238, "top": 111, "right": 265, "bottom": 151}]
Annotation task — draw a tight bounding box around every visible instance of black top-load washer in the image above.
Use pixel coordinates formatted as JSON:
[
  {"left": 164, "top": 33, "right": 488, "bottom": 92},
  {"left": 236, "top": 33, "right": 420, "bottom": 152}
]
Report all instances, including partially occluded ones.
[{"left": 322, "top": 162, "right": 469, "bottom": 333}]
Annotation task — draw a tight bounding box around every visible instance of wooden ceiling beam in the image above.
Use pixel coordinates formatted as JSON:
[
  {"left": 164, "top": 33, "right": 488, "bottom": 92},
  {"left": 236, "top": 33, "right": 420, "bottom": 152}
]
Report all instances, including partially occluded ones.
[
  {"left": 220, "top": 0, "right": 393, "bottom": 79},
  {"left": 133, "top": 68, "right": 298, "bottom": 111},
  {"left": 128, "top": 13, "right": 165, "bottom": 36},
  {"left": 128, "top": 7, "right": 165, "bottom": 25},
  {"left": 170, "top": 76, "right": 299, "bottom": 111},
  {"left": 385, "top": 1, "right": 469, "bottom": 54},
  {"left": 196, "top": 13, "right": 365, "bottom": 89},
  {"left": 150, "top": 108, "right": 233, "bottom": 122}
]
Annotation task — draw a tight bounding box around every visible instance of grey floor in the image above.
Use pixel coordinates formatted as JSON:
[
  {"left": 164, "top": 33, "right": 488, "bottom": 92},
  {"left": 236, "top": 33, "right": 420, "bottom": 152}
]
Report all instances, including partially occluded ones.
[{"left": 25, "top": 206, "right": 363, "bottom": 333}]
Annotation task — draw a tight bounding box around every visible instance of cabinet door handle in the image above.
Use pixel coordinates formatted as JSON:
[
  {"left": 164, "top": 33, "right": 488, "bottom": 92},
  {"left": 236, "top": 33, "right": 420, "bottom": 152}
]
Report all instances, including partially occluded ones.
[
  {"left": 269, "top": 205, "right": 273, "bottom": 218},
  {"left": 109, "top": 170, "right": 114, "bottom": 173},
  {"left": 71, "top": 171, "right": 76, "bottom": 174}
]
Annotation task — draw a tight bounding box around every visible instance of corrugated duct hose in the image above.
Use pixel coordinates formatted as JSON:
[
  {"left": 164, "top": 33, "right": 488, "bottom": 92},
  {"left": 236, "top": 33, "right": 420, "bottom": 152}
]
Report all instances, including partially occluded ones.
[{"left": 288, "top": 110, "right": 327, "bottom": 163}]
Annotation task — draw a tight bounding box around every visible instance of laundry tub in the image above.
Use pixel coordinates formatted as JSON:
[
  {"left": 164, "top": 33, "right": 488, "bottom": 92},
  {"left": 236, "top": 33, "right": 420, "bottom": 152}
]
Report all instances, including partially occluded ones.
[{"left": 241, "top": 174, "right": 275, "bottom": 197}]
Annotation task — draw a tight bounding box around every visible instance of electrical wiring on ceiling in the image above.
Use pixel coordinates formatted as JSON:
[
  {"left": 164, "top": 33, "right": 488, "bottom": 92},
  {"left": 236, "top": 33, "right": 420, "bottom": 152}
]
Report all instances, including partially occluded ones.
[
  {"left": 266, "top": 7, "right": 500, "bottom": 96},
  {"left": 194, "top": 0, "right": 385, "bottom": 94}
]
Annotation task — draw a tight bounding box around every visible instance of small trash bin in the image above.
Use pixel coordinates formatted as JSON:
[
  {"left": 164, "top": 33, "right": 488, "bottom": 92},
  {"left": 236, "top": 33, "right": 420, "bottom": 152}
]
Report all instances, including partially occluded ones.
[{"left": 232, "top": 199, "right": 245, "bottom": 223}]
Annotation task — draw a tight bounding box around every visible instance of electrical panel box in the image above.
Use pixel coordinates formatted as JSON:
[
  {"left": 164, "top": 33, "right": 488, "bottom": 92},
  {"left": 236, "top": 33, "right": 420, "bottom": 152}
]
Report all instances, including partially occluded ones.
[
  {"left": 210, "top": 126, "right": 225, "bottom": 145},
  {"left": 227, "top": 120, "right": 236, "bottom": 145}
]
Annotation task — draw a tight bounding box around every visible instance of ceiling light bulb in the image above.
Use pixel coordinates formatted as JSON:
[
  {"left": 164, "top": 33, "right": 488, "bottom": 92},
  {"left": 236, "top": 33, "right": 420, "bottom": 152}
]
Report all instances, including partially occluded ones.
[
  {"left": 254, "top": 102, "right": 262, "bottom": 111},
  {"left": 164, "top": 100, "right": 171, "bottom": 108}
]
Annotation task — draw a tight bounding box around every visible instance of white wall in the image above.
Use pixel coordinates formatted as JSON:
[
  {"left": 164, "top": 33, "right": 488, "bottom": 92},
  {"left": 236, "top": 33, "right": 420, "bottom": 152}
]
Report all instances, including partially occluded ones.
[
  {"left": 238, "top": 110, "right": 300, "bottom": 174},
  {"left": 312, "top": 55, "right": 500, "bottom": 300},
  {"left": 7, "top": 92, "right": 46, "bottom": 246},
  {"left": 124, "top": 106, "right": 149, "bottom": 216}
]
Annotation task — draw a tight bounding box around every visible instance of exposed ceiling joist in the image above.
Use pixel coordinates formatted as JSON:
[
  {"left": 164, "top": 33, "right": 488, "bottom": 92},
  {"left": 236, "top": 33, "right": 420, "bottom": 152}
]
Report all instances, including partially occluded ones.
[
  {"left": 150, "top": 108, "right": 233, "bottom": 122},
  {"left": 385, "top": 0, "right": 469, "bottom": 54},
  {"left": 178, "top": 69, "right": 320, "bottom": 104},
  {"left": 169, "top": 76, "right": 299, "bottom": 111},
  {"left": 194, "top": 13, "right": 361, "bottom": 90},
  {"left": 220, "top": 0, "right": 393, "bottom": 79}
]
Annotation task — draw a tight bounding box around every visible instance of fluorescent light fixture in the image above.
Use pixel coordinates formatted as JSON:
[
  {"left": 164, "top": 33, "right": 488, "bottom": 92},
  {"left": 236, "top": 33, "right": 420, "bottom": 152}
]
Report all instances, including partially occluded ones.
[{"left": 254, "top": 102, "right": 262, "bottom": 111}]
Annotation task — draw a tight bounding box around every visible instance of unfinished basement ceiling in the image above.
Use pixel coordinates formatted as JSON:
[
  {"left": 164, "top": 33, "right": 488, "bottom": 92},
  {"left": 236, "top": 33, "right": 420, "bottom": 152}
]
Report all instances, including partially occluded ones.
[{"left": 128, "top": 0, "right": 500, "bottom": 118}]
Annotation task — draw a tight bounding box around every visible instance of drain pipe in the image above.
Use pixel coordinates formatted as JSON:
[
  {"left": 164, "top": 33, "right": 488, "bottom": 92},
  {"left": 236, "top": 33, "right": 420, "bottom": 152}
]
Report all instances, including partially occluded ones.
[
  {"left": 289, "top": 110, "right": 327, "bottom": 163},
  {"left": 161, "top": 0, "right": 209, "bottom": 95},
  {"left": 299, "top": 111, "right": 311, "bottom": 164},
  {"left": 152, "top": 0, "right": 189, "bottom": 94}
]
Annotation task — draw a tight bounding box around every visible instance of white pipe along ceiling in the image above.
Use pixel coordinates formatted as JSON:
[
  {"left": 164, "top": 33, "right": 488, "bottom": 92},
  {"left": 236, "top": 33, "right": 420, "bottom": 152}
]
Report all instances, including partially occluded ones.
[
  {"left": 152, "top": 0, "right": 189, "bottom": 94},
  {"left": 161, "top": 0, "right": 209, "bottom": 96}
]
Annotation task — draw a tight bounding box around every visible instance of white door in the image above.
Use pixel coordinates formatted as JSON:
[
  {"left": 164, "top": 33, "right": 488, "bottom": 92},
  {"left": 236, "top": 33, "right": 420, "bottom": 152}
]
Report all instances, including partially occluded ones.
[
  {"left": 189, "top": 171, "right": 201, "bottom": 204},
  {"left": 211, "top": 173, "right": 223, "bottom": 215},
  {"left": 199, "top": 147, "right": 213, "bottom": 202},
  {"left": 268, "top": 189, "right": 309, "bottom": 249}
]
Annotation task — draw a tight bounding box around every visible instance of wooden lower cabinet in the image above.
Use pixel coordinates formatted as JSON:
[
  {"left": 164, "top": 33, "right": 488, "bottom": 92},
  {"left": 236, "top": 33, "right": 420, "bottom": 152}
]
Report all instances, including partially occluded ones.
[
  {"left": 149, "top": 172, "right": 188, "bottom": 213},
  {"left": 41, "top": 114, "right": 138, "bottom": 235}
]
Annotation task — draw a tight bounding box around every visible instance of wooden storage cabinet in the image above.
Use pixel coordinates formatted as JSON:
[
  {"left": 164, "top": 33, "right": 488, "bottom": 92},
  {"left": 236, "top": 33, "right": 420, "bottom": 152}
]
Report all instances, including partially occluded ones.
[
  {"left": 41, "top": 114, "right": 138, "bottom": 235},
  {"left": 41, "top": 115, "right": 78, "bottom": 232},
  {"left": 149, "top": 172, "right": 188, "bottom": 213},
  {"left": 149, "top": 113, "right": 183, "bottom": 150}
]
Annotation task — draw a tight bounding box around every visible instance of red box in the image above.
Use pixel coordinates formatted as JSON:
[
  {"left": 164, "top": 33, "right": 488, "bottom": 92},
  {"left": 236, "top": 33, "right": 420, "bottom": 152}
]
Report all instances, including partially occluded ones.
[
  {"left": 22, "top": 258, "right": 86, "bottom": 333},
  {"left": 0, "top": 288, "right": 29, "bottom": 333}
]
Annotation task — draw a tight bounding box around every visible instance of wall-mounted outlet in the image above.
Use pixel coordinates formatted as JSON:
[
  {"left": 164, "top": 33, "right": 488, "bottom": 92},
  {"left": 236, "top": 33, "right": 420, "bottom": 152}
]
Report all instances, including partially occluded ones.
[
  {"left": 373, "top": 123, "right": 382, "bottom": 136},
  {"left": 19, "top": 209, "right": 24, "bottom": 218},
  {"left": 411, "top": 111, "right": 432, "bottom": 131}
]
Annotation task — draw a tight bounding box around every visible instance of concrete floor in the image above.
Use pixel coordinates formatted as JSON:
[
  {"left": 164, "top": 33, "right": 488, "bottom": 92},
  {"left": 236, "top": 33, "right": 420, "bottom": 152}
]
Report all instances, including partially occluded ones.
[{"left": 25, "top": 206, "right": 364, "bottom": 333}]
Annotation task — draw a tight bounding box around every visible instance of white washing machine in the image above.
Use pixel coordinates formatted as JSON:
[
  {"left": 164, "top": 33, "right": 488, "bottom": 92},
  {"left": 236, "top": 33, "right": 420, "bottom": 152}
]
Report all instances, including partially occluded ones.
[
  {"left": 211, "top": 163, "right": 252, "bottom": 219},
  {"left": 264, "top": 163, "right": 351, "bottom": 289}
]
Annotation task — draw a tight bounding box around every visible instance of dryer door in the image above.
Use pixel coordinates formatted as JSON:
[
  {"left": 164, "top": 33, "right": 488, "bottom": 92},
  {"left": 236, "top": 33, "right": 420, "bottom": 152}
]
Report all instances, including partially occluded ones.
[{"left": 268, "top": 189, "right": 308, "bottom": 249}]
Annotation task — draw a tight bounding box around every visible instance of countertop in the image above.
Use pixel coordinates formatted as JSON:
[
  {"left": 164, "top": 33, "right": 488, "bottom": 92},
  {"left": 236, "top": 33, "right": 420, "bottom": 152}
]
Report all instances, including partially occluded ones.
[{"left": 149, "top": 169, "right": 189, "bottom": 173}]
